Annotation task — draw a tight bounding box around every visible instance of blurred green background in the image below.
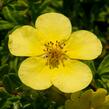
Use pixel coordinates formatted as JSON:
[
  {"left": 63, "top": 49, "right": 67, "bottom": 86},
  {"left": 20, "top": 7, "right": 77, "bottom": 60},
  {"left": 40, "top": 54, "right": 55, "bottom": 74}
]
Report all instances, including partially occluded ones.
[{"left": 0, "top": 0, "right": 109, "bottom": 109}]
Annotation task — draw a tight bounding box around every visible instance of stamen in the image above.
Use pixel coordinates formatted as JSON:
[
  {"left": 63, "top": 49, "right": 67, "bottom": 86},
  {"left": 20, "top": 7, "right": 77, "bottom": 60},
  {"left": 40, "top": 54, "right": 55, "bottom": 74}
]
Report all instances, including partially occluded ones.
[{"left": 43, "top": 41, "right": 67, "bottom": 68}]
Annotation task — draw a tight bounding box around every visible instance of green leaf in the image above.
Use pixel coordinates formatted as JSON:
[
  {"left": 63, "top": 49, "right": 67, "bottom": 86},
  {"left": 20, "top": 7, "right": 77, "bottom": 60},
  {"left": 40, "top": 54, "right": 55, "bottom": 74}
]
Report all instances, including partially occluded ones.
[
  {"left": 13, "top": 101, "right": 21, "bottom": 109},
  {"left": 3, "top": 73, "right": 21, "bottom": 93},
  {"left": 0, "top": 91, "right": 11, "bottom": 109},
  {"left": 101, "top": 73, "right": 109, "bottom": 79},
  {"left": 0, "top": 20, "right": 14, "bottom": 30},
  {"left": 2, "top": 6, "right": 16, "bottom": 23},
  {"left": 3, "top": 75, "right": 14, "bottom": 93},
  {"left": 0, "top": 92, "right": 20, "bottom": 109},
  {"left": 9, "top": 73, "right": 21, "bottom": 88},
  {"left": 97, "top": 55, "right": 109, "bottom": 75},
  {"left": 28, "top": 0, "right": 50, "bottom": 22},
  {"left": 15, "top": 0, "right": 28, "bottom": 8},
  {"left": 57, "top": 106, "right": 64, "bottom": 109},
  {"left": 0, "top": 64, "right": 9, "bottom": 79}
]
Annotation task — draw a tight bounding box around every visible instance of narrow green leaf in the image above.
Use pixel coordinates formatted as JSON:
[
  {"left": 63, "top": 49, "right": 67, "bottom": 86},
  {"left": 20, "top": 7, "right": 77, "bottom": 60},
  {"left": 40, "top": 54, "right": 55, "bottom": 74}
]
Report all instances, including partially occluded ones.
[
  {"left": 3, "top": 75, "right": 13, "bottom": 93},
  {"left": 0, "top": 20, "right": 14, "bottom": 30},
  {"left": 97, "top": 55, "right": 109, "bottom": 75},
  {"left": 2, "top": 6, "right": 16, "bottom": 23}
]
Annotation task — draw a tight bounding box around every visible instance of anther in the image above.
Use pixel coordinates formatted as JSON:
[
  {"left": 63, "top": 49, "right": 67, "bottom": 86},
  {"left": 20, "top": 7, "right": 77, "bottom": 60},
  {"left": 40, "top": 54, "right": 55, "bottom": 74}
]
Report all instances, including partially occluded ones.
[
  {"left": 50, "top": 41, "right": 52, "bottom": 44},
  {"left": 44, "top": 44, "right": 47, "bottom": 46},
  {"left": 45, "top": 55, "right": 48, "bottom": 58},
  {"left": 56, "top": 40, "right": 58, "bottom": 43}
]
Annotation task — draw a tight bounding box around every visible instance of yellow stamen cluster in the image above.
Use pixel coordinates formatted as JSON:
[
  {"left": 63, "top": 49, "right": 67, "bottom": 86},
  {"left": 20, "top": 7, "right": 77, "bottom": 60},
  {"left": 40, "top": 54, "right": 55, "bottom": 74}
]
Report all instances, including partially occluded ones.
[{"left": 43, "top": 41, "right": 67, "bottom": 68}]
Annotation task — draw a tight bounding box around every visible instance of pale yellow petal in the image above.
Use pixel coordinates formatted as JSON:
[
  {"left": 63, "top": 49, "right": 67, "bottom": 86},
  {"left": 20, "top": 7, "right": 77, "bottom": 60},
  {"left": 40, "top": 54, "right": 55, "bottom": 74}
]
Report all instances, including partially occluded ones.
[
  {"left": 52, "top": 60, "right": 92, "bottom": 93},
  {"left": 8, "top": 26, "right": 43, "bottom": 56},
  {"left": 18, "top": 57, "right": 52, "bottom": 90},
  {"left": 35, "top": 12, "right": 72, "bottom": 43},
  {"left": 65, "top": 30, "right": 102, "bottom": 60}
]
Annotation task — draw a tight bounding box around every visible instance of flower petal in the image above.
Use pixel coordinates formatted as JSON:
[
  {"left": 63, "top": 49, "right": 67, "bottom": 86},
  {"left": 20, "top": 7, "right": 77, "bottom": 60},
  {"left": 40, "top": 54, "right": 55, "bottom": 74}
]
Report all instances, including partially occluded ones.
[
  {"left": 65, "top": 30, "right": 102, "bottom": 60},
  {"left": 35, "top": 13, "right": 72, "bottom": 43},
  {"left": 8, "top": 26, "right": 43, "bottom": 56},
  {"left": 52, "top": 60, "right": 92, "bottom": 93},
  {"left": 18, "top": 57, "right": 52, "bottom": 90}
]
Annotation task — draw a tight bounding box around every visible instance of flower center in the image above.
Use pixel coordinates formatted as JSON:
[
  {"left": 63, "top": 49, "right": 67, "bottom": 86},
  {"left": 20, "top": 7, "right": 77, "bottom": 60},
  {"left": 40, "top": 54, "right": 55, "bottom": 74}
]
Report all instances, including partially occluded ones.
[{"left": 43, "top": 41, "right": 67, "bottom": 69}]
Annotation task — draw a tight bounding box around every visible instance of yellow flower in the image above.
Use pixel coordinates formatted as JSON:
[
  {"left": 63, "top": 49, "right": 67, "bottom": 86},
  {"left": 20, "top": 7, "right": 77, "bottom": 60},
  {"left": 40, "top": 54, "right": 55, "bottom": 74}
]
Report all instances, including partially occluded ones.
[{"left": 8, "top": 13, "right": 102, "bottom": 93}]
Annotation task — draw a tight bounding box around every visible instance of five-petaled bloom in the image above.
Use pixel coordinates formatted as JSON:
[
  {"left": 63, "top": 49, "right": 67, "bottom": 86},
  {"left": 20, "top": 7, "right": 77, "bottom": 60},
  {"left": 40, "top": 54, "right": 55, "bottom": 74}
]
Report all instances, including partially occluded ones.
[{"left": 8, "top": 13, "right": 102, "bottom": 93}]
